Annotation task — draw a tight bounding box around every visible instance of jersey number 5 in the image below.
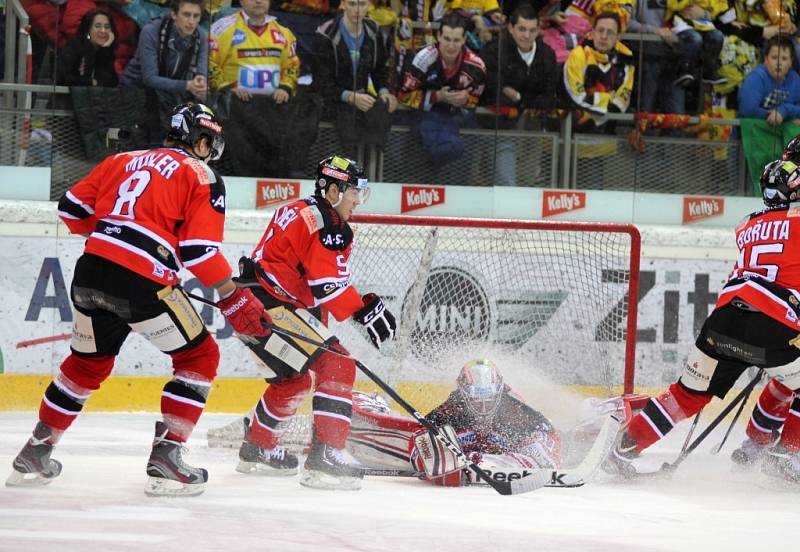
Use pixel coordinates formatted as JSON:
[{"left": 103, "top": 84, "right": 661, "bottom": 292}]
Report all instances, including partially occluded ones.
[
  {"left": 737, "top": 243, "right": 784, "bottom": 282},
  {"left": 111, "top": 170, "right": 151, "bottom": 218}
]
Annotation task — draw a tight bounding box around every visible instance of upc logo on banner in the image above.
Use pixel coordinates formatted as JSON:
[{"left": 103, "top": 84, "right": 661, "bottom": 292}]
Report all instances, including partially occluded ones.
[
  {"left": 256, "top": 180, "right": 300, "bottom": 208},
  {"left": 401, "top": 185, "right": 445, "bottom": 213},
  {"left": 542, "top": 191, "right": 586, "bottom": 218},
  {"left": 683, "top": 196, "right": 724, "bottom": 224}
]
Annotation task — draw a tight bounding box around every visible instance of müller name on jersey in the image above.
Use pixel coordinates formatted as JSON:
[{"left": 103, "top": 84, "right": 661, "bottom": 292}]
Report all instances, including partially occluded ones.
[{"left": 124, "top": 151, "right": 182, "bottom": 179}]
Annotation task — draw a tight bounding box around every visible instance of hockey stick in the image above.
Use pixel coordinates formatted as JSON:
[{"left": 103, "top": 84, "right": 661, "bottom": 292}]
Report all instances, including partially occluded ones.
[
  {"left": 185, "top": 290, "right": 546, "bottom": 495},
  {"left": 658, "top": 369, "right": 764, "bottom": 475},
  {"left": 679, "top": 410, "right": 703, "bottom": 457},
  {"left": 710, "top": 371, "right": 760, "bottom": 455}
]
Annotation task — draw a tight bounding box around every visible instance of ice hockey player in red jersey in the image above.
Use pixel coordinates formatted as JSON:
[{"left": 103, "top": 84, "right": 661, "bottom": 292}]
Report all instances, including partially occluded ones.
[
  {"left": 729, "top": 140, "right": 800, "bottom": 469},
  {"left": 230, "top": 154, "right": 397, "bottom": 490},
  {"left": 6, "top": 103, "right": 273, "bottom": 497},
  {"left": 607, "top": 160, "right": 800, "bottom": 483}
]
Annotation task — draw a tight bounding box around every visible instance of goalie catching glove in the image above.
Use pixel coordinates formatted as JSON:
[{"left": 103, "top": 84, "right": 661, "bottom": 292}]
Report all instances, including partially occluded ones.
[
  {"left": 354, "top": 293, "right": 396, "bottom": 349},
  {"left": 218, "top": 287, "right": 272, "bottom": 337}
]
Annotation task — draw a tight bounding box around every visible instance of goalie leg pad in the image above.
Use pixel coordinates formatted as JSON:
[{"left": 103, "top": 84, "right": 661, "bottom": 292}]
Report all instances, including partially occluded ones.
[{"left": 411, "top": 425, "right": 468, "bottom": 478}]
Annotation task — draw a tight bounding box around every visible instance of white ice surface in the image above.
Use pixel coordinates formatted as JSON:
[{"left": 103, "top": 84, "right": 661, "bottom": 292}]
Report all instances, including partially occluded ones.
[{"left": 0, "top": 411, "right": 796, "bottom": 552}]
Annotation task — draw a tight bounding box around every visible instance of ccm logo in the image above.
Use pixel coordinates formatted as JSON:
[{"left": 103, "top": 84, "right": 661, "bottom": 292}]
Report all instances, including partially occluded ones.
[
  {"left": 542, "top": 191, "right": 586, "bottom": 217},
  {"left": 256, "top": 180, "right": 300, "bottom": 208},
  {"left": 683, "top": 196, "right": 724, "bottom": 224},
  {"left": 401, "top": 185, "right": 445, "bottom": 213}
]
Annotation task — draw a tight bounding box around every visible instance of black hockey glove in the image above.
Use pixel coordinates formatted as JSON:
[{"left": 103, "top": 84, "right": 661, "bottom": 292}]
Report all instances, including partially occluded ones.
[{"left": 354, "top": 293, "right": 396, "bottom": 350}]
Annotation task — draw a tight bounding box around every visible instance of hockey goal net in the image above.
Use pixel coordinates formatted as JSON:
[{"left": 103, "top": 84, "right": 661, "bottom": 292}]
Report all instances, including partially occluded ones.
[
  {"left": 211, "top": 214, "right": 641, "bottom": 451},
  {"left": 331, "top": 214, "right": 641, "bottom": 414}
]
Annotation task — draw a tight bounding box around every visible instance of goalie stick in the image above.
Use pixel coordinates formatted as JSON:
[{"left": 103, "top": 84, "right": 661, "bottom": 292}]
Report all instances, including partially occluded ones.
[{"left": 185, "top": 290, "right": 549, "bottom": 495}]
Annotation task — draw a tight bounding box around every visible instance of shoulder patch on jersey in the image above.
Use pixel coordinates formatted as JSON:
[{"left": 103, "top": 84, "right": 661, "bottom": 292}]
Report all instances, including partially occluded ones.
[
  {"left": 183, "top": 157, "right": 216, "bottom": 185},
  {"left": 211, "top": 12, "right": 237, "bottom": 37},
  {"left": 412, "top": 44, "right": 439, "bottom": 72},
  {"left": 788, "top": 208, "right": 800, "bottom": 218},
  {"left": 299, "top": 205, "right": 320, "bottom": 234}
]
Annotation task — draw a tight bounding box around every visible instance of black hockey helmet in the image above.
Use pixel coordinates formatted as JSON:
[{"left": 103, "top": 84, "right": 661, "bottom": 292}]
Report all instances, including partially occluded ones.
[
  {"left": 783, "top": 135, "right": 800, "bottom": 163},
  {"left": 167, "top": 102, "right": 225, "bottom": 161},
  {"left": 761, "top": 159, "right": 800, "bottom": 206},
  {"left": 457, "top": 359, "right": 504, "bottom": 420},
  {"left": 315, "top": 155, "right": 370, "bottom": 203}
]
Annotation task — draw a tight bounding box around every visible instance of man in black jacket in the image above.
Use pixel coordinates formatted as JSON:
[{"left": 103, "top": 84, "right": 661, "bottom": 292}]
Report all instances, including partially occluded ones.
[
  {"left": 479, "top": 4, "right": 556, "bottom": 185},
  {"left": 313, "top": 0, "right": 398, "bottom": 159}
]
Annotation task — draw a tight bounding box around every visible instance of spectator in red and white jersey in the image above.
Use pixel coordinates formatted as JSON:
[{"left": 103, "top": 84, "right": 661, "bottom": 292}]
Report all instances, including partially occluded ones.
[
  {"left": 398, "top": 13, "right": 487, "bottom": 165},
  {"left": 606, "top": 160, "right": 800, "bottom": 484},
  {"left": 6, "top": 103, "right": 272, "bottom": 497}
]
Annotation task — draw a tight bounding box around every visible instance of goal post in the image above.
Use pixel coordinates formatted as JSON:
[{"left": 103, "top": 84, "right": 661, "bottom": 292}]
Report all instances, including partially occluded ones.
[{"left": 328, "top": 214, "right": 641, "bottom": 414}]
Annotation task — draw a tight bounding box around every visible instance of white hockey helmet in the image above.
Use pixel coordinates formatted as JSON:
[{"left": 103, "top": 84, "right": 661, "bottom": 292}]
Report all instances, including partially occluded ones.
[{"left": 456, "top": 359, "right": 504, "bottom": 420}]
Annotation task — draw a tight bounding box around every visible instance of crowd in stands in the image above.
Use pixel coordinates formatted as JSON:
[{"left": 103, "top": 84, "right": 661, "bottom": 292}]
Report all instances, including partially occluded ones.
[{"left": 12, "top": 0, "right": 800, "bottom": 188}]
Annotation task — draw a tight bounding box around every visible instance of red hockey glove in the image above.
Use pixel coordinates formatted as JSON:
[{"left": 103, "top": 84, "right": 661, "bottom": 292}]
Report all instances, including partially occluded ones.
[
  {"left": 353, "top": 293, "right": 396, "bottom": 350},
  {"left": 218, "top": 288, "right": 272, "bottom": 337}
]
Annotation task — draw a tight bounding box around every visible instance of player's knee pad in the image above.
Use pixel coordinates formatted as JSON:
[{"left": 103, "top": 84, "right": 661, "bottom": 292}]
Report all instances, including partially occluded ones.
[
  {"left": 264, "top": 371, "right": 313, "bottom": 404},
  {"left": 59, "top": 353, "right": 115, "bottom": 391},
  {"left": 313, "top": 346, "right": 356, "bottom": 386},
  {"left": 171, "top": 334, "right": 219, "bottom": 381},
  {"left": 768, "top": 357, "right": 800, "bottom": 392},
  {"left": 680, "top": 346, "right": 719, "bottom": 393}
]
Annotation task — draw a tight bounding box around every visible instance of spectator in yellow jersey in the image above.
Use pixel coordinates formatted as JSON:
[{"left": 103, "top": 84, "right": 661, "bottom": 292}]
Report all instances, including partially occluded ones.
[
  {"left": 563, "top": 11, "right": 634, "bottom": 130},
  {"left": 210, "top": 0, "right": 309, "bottom": 176}
]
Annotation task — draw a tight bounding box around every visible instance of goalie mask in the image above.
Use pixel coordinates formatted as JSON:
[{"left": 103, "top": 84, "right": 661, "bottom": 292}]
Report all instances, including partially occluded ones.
[
  {"left": 761, "top": 159, "right": 800, "bottom": 206},
  {"left": 315, "top": 154, "right": 370, "bottom": 206},
  {"left": 457, "top": 359, "right": 504, "bottom": 420},
  {"left": 168, "top": 102, "right": 225, "bottom": 161}
]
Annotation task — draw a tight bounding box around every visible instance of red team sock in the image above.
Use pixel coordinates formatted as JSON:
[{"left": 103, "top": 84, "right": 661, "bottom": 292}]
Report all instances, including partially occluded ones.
[
  {"left": 39, "top": 354, "right": 115, "bottom": 440},
  {"left": 311, "top": 347, "right": 356, "bottom": 449},
  {"left": 779, "top": 397, "right": 800, "bottom": 452},
  {"left": 627, "top": 382, "right": 711, "bottom": 453},
  {"left": 745, "top": 379, "right": 793, "bottom": 445},
  {"left": 160, "top": 335, "right": 219, "bottom": 441},
  {"left": 249, "top": 371, "right": 313, "bottom": 449}
]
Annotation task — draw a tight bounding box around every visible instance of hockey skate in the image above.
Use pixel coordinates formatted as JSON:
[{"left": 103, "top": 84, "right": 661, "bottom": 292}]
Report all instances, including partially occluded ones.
[
  {"left": 6, "top": 422, "right": 63, "bottom": 487},
  {"left": 145, "top": 421, "right": 208, "bottom": 497},
  {"left": 761, "top": 444, "right": 800, "bottom": 484},
  {"left": 237, "top": 440, "right": 299, "bottom": 476},
  {"left": 730, "top": 438, "right": 770, "bottom": 471},
  {"left": 300, "top": 438, "right": 365, "bottom": 490},
  {"left": 601, "top": 432, "right": 638, "bottom": 479},
  {"left": 207, "top": 416, "right": 249, "bottom": 449}
]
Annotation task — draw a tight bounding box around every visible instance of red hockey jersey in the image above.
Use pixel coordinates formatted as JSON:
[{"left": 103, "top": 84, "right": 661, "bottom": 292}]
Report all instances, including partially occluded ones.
[
  {"left": 57, "top": 148, "right": 231, "bottom": 287},
  {"left": 717, "top": 205, "right": 800, "bottom": 329},
  {"left": 251, "top": 196, "right": 364, "bottom": 321}
]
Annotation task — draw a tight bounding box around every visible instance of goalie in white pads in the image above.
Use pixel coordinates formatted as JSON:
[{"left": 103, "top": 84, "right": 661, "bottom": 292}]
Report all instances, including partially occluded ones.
[{"left": 349, "top": 359, "right": 563, "bottom": 486}]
